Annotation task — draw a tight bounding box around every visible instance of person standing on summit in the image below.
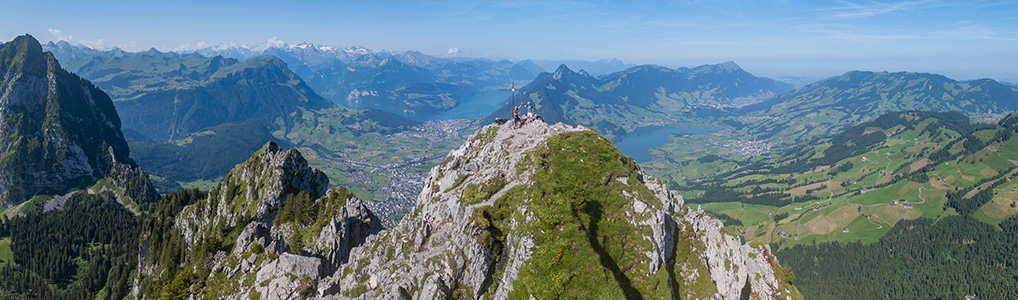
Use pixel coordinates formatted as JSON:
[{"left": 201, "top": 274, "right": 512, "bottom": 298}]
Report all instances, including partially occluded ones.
[
  {"left": 526, "top": 102, "right": 535, "bottom": 122},
  {"left": 512, "top": 105, "right": 521, "bottom": 129}
]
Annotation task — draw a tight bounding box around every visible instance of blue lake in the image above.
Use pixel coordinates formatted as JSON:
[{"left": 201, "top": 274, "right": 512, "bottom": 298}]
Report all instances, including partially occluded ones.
[
  {"left": 614, "top": 126, "right": 718, "bottom": 163},
  {"left": 417, "top": 90, "right": 508, "bottom": 121},
  {"left": 409, "top": 92, "right": 716, "bottom": 164}
]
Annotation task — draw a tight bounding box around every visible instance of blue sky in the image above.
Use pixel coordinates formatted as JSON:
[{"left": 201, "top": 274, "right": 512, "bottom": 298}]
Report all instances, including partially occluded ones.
[{"left": 2, "top": 0, "right": 1017, "bottom": 81}]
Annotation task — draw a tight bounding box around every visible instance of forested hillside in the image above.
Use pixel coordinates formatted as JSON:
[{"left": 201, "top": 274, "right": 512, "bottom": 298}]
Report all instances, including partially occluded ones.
[
  {"left": 778, "top": 216, "right": 1018, "bottom": 299},
  {"left": 0, "top": 192, "right": 140, "bottom": 299}
]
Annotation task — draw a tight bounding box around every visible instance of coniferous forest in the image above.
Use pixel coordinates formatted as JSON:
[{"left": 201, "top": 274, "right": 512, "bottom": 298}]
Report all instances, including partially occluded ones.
[
  {"left": 777, "top": 216, "right": 1018, "bottom": 299},
  {"left": 0, "top": 192, "right": 140, "bottom": 299}
]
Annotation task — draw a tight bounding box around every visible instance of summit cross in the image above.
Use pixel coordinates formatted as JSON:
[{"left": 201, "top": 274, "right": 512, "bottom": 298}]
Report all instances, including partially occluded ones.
[{"left": 498, "top": 82, "right": 527, "bottom": 113}]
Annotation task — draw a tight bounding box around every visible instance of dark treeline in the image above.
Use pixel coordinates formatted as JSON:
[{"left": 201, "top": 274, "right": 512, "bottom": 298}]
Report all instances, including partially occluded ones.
[
  {"left": 713, "top": 212, "right": 743, "bottom": 227},
  {"left": 684, "top": 185, "right": 821, "bottom": 207},
  {"left": 772, "top": 111, "right": 979, "bottom": 174},
  {"left": 777, "top": 216, "right": 1018, "bottom": 300},
  {"left": 0, "top": 192, "right": 140, "bottom": 299},
  {"left": 136, "top": 188, "right": 207, "bottom": 299},
  {"left": 946, "top": 168, "right": 1014, "bottom": 215}
]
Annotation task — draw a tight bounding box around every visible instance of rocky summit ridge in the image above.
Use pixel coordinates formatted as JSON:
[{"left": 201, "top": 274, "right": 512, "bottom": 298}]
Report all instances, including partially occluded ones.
[
  {"left": 134, "top": 120, "right": 798, "bottom": 299},
  {"left": 322, "top": 120, "right": 799, "bottom": 299},
  {"left": 134, "top": 141, "right": 381, "bottom": 300}
]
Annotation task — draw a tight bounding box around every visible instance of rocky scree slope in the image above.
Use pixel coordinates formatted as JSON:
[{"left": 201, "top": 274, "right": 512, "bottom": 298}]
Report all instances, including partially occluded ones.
[
  {"left": 0, "top": 34, "right": 156, "bottom": 205},
  {"left": 323, "top": 121, "right": 799, "bottom": 299},
  {"left": 134, "top": 141, "right": 381, "bottom": 299}
]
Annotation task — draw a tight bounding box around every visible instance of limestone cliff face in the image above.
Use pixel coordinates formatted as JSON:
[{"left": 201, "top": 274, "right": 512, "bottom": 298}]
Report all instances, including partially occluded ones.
[
  {"left": 323, "top": 121, "right": 799, "bottom": 299},
  {"left": 0, "top": 34, "right": 135, "bottom": 204},
  {"left": 134, "top": 142, "right": 381, "bottom": 300}
]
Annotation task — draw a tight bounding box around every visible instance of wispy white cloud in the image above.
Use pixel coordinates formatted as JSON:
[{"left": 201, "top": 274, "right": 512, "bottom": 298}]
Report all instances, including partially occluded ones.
[
  {"left": 250, "top": 37, "right": 286, "bottom": 52},
  {"left": 800, "top": 24, "right": 918, "bottom": 42},
  {"left": 48, "top": 28, "right": 72, "bottom": 41},
  {"left": 78, "top": 39, "right": 106, "bottom": 49},
  {"left": 48, "top": 28, "right": 108, "bottom": 49},
  {"left": 934, "top": 21, "right": 1018, "bottom": 41},
  {"left": 639, "top": 20, "right": 698, "bottom": 28},
  {"left": 171, "top": 41, "right": 210, "bottom": 52},
  {"left": 825, "top": 0, "right": 937, "bottom": 18},
  {"left": 446, "top": 47, "right": 460, "bottom": 54}
]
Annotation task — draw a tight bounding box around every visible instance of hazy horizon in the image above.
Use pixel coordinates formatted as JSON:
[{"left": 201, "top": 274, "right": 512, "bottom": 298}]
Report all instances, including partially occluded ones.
[{"left": 3, "top": 0, "right": 1017, "bottom": 82}]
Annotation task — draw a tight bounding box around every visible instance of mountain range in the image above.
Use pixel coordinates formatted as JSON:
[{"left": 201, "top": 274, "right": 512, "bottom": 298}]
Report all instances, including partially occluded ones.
[
  {"left": 193, "top": 42, "right": 552, "bottom": 118},
  {"left": 487, "top": 62, "right": 793, "bottom": 139},
  {"left": 737, "top": 70, "right": 1018, "bottom": 143},
  {"left": 636, "top": 69, "right": 1018, "bottom": 190},
  {"left": 44, "top": 42, "right": 439, "bottom": 199},
  {"left": 43, "top": 42, "right": 334, "bottom": 141},
  {"left": 6, "top": 32, "right": 1018, "bottom": 299}
]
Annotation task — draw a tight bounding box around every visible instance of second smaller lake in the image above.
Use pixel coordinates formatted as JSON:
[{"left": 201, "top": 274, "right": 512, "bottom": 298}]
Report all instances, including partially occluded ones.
[{"left": 614, "top": 126, "right": 718, "bottom": 163}]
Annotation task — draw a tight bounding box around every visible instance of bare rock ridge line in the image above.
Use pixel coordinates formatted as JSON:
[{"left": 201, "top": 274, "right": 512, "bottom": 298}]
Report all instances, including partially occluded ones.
[
  {"left": 134, "top": 141, "right": 382, "bottom": 300},
  {"left": 134, "top": 120, "right": 798, "bottom": 299},
  {"left": 324, "top": 120, "right": 798, "bottom": 299}
]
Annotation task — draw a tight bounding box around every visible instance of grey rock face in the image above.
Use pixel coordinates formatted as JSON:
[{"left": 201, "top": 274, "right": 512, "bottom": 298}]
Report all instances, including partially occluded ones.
[
  {"left": 174, "top": 142, "right": 329, "bottom": 248},
  {"left": 324, "top": 121, "right": 585, "bottom": 299},
  {"left": 135, "top": 142, "right": 380, "bottom": 300},
  {"left": 323, "top": 121, "right": 797, "bottom": 299},
  {"left": 136, "top": 122, "right": 797, "bottom": 299},
  {"left": 684, "top": 206, "right": 790, "bottom": 299},
  {"left": 0, "top": 34, "right": 133, "bottom": 204}
]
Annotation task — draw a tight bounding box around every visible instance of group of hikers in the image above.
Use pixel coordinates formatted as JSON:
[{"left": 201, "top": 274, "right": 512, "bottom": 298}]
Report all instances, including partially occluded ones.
[{"left": 512, "top": 102, "right": 537, "bottom": 129}]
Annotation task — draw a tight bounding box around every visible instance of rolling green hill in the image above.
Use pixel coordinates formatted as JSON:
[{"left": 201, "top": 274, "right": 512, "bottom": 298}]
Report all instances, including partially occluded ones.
[
  {"left": 738, "top": 71, "right": 1018, "bottom": 143},
  {"left": 641, "top": 70, "right": 1018, "bottom": 189},
  {"left": 777, "top": 215, "right": 1018, "bottom": 299},
  {"left": 676, "top": 111, "right": 1018, "bottom": 248},
  {"left": 665, "top": 110, "right": 1018, "bottom": 297}
]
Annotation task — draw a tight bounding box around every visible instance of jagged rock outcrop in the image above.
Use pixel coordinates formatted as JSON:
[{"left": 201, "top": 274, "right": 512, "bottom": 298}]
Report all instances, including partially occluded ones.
[
  {"left": 682, "top": 208, "right": 793, "bottom": 299},
  {"left": 134, "top": 142, "right": 381, "bottom": 299},
  {"left": 0, "top": 34, "right": 156, "bottom": 206},
  {"left": 323, "top": 120, "right": 799, "bottom": 299}
]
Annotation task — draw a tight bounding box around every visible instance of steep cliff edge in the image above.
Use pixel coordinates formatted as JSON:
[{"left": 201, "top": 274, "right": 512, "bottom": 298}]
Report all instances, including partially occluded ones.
[
  {"left": 134, "top": 142, "right": 381, "bottom": 299},
  {"left": 0, "top": 34, "right": 156, "bottom": 207},
  {"left": 324, "top": 120, "right": 799, "bottom": 299}
]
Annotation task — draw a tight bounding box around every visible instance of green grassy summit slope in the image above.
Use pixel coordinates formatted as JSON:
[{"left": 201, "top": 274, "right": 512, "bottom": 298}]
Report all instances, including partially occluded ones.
[{"left": 332, "top": 121, "right": 800, "bottom": 299}]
